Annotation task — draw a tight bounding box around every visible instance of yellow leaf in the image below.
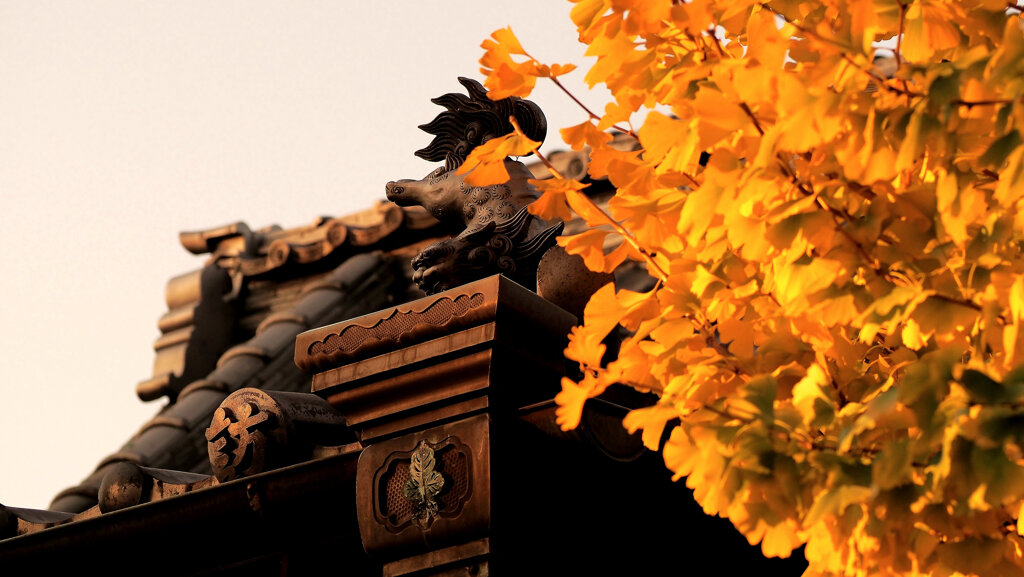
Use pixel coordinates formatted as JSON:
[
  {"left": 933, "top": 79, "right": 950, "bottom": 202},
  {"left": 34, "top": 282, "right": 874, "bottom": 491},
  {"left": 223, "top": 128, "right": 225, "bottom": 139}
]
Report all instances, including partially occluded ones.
[
  {"left": 638, "top": 111, "right": 701, "bottom": 174},
  {"left": 693, "top": 85, "right": 749, "bottom": 145},
  {"left": 483, "top": 63, "right": 538, "bottom": 101},
  {"left": 457, "top": 131, "right": 540, "bottom": 186},
  {"left": 718, "top": 318, "right": 755, "bottom": 358},
  {"left": 570, "top": 0, "right": 609, "bottom": 40},
  {"left": 1011, "top": 275, "right": 1024, "bottom": 325},
  {"left": 479, "top": 27, "right": 538, "bottom": 99},
  {"left": 564, "top": 183, "right": 612, "bottom": 227},
  {"left": 565, "top": 324, "right": 607, "bottom": 369},
  {"left": 968, "top": 484, "right": 991, "bottom": 512},
  {"left": 587, "top": 146, "right": 642, "bottom": 181},
  {"left": 902, "top": 1, "right": 961, "bottom": 63},
  {"left": 616, "top": 287, "right": 661, "bottom": 331},
  {"left": 535, "top": 62, "right": 577, "bottom": 78},
  {"left": 583, "top": 282, "right": 624, "bottom": 341},
  {"left": 555, "top": 368, "right": 619, "bottom": 431},
  {"left": 792, "top": 364, "right": 834, "bottom": 427},
  {"left": 803, "top": 485, "right": 873, "bottom": 528},
  {"left": 936, "top": 169, "right": 988, "bottom": 247},
  {"left": 555, "top": 376, "right": 590, "bottom": 430},
  {"left": 858, "top": 287, "right": 934, "bottom": 343},
  {"left": 678, "top": 182, "right": 723, "bottom": 246},
  {"left": 746, "top": 7, "right": 789, "bottom": 71},
  {"left": 528, "top": 177, "right": 587, "bottom": 221},
  {"left": 560, "top": 120, "right": 613, "bottom": 151},
  {"left": 597, "top": 99, "right": 635, "bottom": 131},
  {"left": 902, "top": 317, "right": 929, "bottom": 350},
  {"left": 759, "top": 520, "right": 803, "bottom": 559},
  {"left": 771, "top": 257, "right": 844, "bottom": 312},
  {"left": 1017, "top": 501, "right": 1024, "bottom": 536},
  {"left": 492, "top": 27, "right": 527, "bottom": 55},
  {"left": 623, "top": 404, "right": 679, "bottom": 451},
  {"left": 662, "top": 425, "right": 699, "bottom": 481},
  {"left": 690, "top": 264, "right": 724, "bottom": 298},
  {"left": 558, "top": 229, "right": 612, "bottom": 271},
  {"left": 601, "top": 241, "right": 635, "bottom": 273}
]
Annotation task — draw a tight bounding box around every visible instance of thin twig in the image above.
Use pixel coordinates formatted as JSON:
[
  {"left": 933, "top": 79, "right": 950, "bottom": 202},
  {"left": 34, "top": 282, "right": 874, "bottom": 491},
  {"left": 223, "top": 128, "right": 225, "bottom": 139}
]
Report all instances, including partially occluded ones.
[
  {"left": 514, "top": 45, "right": 638, "bottom": 138},
  {"left": 739, "top": 102, "right": 765, "bottom": 136},
  {"left": 683, "top": 172, "right": 702, "bottom": 189},
  {"left": 953, "top": 97, "right": 1018, "bottom": 108},
  {"left": 548, "top": 76, "right": 638, "bottom": 139},
  {"left": 775, "top": 153, "right": 885, "bottom": 274},
  {"left": 895, "top": 1, "right": 906, "bottom": 70},
  {"left": 512, "top": 117, "right": 670, "bottom": 283},
  {"left": 840, "top": 54, "right": 923, "bottom": 99},
  {"left": 759, "top": 3, "right": 856, "bottom": 52},
  {"left": 706, "top": 26, "right": 728, "bottom": 58}
]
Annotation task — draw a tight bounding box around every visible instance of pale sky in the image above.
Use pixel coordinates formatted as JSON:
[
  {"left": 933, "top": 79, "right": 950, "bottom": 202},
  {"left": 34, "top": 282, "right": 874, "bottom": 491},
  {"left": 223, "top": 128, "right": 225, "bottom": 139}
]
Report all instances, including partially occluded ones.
[{"left": 0, "top": 1, "right": 604, "bottom": 510}]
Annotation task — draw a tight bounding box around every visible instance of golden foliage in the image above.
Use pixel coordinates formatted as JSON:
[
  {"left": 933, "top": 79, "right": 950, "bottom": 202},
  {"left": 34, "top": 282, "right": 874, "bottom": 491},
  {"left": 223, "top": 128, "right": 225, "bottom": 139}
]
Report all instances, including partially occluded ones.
[
  {"left": 473, "top": 2, "right": 1024, "bottom": 575},
  {"left": 456, "top": 128, "right": 541, "bottom": 186}
]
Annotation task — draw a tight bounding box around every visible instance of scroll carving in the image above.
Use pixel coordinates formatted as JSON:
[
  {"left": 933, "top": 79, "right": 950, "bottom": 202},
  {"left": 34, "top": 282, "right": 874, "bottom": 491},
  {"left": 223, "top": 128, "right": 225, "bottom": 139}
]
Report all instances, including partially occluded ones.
[{"left": 306, "top": 292, "right": 485, "bottom": 359}]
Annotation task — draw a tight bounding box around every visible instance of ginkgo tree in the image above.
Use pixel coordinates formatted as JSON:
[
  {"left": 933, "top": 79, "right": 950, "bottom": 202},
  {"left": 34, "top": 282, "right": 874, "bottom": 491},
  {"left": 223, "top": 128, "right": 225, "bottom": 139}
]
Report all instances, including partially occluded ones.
[{"left": 459, "top": 1, "right": 1024, "bottom": 576}]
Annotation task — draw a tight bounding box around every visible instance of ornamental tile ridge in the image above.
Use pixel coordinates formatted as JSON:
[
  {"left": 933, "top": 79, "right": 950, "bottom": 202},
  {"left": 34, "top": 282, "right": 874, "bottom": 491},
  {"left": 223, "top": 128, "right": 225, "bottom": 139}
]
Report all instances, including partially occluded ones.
[
  {"left": 179, "top": 202, "right": 444, "bottom": 278},
  {"left": 295, "top": 275, "right": 503, "bottom": 373},
  {"left": 50, "top": 253, "right": 393, "bottom": 514}
]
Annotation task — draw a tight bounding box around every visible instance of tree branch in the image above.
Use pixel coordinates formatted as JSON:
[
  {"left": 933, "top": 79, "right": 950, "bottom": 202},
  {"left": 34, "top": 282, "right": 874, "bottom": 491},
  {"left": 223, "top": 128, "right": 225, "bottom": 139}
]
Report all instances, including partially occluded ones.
[
  {"left": 518, "top": 118, "right": 671, "bottom": 284},
  {"left": 548, "top": 76, "right": 638, "bottom": 139},
  {"left": 895, "top": 1, "right": 906, "bottom": 70}
]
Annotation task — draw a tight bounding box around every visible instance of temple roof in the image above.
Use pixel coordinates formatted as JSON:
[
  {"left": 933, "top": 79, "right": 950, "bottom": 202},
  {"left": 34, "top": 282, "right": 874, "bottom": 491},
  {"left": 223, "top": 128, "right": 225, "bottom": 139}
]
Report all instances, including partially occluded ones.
[
  {"left": 0, "top": 133, "right": 649, "bottom": 537},
  {"left": 46, "top": 202, "right": 449, "bottom": 514},
  {"left": 0, "top": 133, "right": 811, "bottom": 576}
]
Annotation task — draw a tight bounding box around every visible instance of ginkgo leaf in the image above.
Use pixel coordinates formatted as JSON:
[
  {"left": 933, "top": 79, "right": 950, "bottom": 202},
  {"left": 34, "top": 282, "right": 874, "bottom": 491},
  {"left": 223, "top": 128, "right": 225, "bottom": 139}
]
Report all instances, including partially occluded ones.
[
  {"left": 872, "top": 438, "right": 912, "bottom": 490},
  {"left": 555, "top": 377, "right": 590, "bottom": 431},
  {"left": 558, "top": 229, "right": 612, "bottom": 271},
  {"left": 570, "top": 0, "right": 609, "bottom": 41},
  {"left": 792, "top": 364, "right": 835, "bottom": 428},
  {"left": 803, "top": 485, "right": 873, "bottom": 528},
  {"left": 457, "top": 130, "right": 540, "bottom": 186},
  {"left": 534, "top": 62, "right": 578, "bottom": 78},
  {"left": 528, "top": 177, "right": 587, "bottom": 221},
  {"left": 745, "top": 7, "right": 790, "bottom": 71},
  {"left": 560, "top": 120, "right": 614, "bottom": 151},
  {"left": 771, "top": 257, "right": 844, "bottom": 312},
  {"left": 638, "top": 111, "right": 701, "bottom": 174},
  {"left": 582, "top": 282, "right": 623, "bottom": 342},
  {"left": 901, "top": 1, "right": 962, "bottom": 63},
  {"left": 479, "top": 27, "right": 537, "bottom": 99},
  {"left": 718, "top": 318, "right": 755, "bottom": 358},
  {"left": 490, "top": 27, "right": 527, "bottom": 55},
  {"left": 565, "top": 324, "right": 607, "bottom": 369},
  {"left": 483, "top": 63, "right": 538, "bottom": 101},
  {"left": 623, "top": 404, "right": 679, "bottom": 450},
  {"left": 564, "top": 182, "right": 613, "bottom": 227}
]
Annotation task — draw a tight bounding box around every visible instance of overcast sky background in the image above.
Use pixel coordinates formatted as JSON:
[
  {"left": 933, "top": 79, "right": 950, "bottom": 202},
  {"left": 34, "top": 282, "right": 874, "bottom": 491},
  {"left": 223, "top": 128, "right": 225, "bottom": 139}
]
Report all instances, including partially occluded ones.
[{"left": 0, "top": 1, "right": 605, "bottom": 510}]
